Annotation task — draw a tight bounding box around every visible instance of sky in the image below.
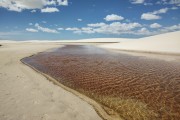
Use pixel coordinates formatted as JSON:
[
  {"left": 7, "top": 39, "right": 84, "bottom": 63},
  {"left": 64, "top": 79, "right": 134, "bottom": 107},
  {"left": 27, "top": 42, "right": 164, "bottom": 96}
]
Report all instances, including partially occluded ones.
[{"left": 0, "top": 0, "right": 180, "bottom": 40}]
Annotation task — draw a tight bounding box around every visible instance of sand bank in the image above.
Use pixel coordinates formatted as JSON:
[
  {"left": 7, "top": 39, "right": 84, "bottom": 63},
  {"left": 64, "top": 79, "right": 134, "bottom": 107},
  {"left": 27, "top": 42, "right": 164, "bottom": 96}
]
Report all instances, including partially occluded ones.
[{"left": 0, "top": 42, "right": 102, "bottom": 120}]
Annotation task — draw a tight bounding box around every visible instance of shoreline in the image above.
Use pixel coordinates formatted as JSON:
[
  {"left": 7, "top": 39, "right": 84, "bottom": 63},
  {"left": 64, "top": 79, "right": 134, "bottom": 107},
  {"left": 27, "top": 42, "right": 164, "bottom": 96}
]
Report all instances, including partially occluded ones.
[
  {"left": 0, "top": 43, "right": 102, "bottom": 120},
  {"left": 20, "top": 57, "right": 123, "bottom": 120}
]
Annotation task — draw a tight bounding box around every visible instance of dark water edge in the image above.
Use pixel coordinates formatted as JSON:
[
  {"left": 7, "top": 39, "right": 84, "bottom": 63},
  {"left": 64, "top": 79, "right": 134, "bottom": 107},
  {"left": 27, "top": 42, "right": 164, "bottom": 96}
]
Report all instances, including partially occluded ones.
[{"left": 21, "top": 45, "right": 180, "bottom": 120}]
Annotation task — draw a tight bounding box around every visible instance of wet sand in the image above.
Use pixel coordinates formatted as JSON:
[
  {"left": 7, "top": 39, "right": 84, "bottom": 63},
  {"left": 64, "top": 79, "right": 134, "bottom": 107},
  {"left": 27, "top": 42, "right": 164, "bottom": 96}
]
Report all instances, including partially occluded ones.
[{"left": 22, "top": 45, "right": 180, "bottom": 120}]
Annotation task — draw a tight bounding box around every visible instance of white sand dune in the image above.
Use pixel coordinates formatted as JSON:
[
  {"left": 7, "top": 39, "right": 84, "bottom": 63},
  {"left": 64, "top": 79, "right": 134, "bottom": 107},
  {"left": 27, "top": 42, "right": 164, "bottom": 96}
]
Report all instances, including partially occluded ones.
[
  {"left": 0, "top": 42, "right": 102, "bottom": 120},
  {"left": 100, "top": 31, "right": 180, "bottom": 54},
  {"left": 73, "top": 38, "right": 131, "bottom": 43}
]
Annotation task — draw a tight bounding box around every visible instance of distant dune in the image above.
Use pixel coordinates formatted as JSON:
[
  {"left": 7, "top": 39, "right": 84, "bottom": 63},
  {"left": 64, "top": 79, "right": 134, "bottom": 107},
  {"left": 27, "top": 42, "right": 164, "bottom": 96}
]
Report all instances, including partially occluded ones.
[
  {"left": 74, "top": 38, "right": 131, "bottom": 43},
  {"left": 0, "top": 38, "right": 130, "bottom": 43},
  {"left": 100, "top": 31, "right": 180, "bottom": 54}
]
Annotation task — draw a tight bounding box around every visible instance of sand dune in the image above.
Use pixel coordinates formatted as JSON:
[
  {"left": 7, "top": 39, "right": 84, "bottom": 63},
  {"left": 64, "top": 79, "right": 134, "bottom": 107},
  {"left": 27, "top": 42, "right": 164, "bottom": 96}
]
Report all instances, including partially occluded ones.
[
  {"left": 0, "top": 38, "right": 130, "bottom": 43},
  {"left": 73, "top": 38, "right": 131, "bottom": 43},
  {"left": 100, "top": 31, "right": 180, "bottom": 54},
  {"left": 0, "top": 42, "right": 102, "bottom": 120}
]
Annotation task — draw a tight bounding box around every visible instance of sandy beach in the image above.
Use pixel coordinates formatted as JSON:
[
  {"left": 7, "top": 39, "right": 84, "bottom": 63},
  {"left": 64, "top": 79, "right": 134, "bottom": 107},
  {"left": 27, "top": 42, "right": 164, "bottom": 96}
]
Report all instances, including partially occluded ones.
[{"left": 0, "top": 42, "right": 102, "bottom": 120}]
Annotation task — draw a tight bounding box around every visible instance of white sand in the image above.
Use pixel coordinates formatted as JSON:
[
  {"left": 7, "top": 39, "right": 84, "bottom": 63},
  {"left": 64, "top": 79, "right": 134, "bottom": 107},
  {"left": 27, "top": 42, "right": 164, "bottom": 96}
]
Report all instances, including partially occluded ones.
[
  {"left": 0, "top": 42, "right": 102, "bottom": 120},
  {"left": 100, "top": 31, "right": 180, "bottom": 54}
]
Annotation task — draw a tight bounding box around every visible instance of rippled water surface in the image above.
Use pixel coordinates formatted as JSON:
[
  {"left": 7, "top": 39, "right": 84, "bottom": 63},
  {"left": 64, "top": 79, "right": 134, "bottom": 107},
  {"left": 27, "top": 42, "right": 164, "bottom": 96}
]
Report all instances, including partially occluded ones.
[{"left": 22, "top": 45, "right": 180, "bottom": 119}]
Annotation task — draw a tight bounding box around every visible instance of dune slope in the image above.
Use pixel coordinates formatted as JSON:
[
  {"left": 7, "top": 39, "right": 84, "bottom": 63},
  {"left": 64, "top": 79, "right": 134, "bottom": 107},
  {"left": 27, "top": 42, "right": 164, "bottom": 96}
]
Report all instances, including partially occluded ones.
[{"left": 100, "top": 31, "right": 180, "bottom": 54}]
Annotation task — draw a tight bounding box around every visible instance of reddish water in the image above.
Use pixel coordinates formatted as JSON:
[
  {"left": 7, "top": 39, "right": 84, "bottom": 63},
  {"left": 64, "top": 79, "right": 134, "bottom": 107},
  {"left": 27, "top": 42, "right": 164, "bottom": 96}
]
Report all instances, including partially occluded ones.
[{"left": 22, "top": 45, "right": 180, "bottom": 119}]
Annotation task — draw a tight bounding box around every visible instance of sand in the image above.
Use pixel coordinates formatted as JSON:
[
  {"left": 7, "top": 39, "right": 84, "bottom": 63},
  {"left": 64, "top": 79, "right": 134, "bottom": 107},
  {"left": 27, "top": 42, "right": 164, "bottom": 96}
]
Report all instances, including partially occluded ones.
[
  {"left": 0, "top": 42, "right": 102, "bottom": 120},
  {"left": 100, "top": 31, "right": 180, "bottom": 54}
]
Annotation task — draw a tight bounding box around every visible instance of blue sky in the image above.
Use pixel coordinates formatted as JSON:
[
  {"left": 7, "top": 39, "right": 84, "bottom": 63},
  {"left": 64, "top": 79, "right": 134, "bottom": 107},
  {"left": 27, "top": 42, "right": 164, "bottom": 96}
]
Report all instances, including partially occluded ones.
[{"left": 0, "top": 0, "right": 180, "bottom": 40}]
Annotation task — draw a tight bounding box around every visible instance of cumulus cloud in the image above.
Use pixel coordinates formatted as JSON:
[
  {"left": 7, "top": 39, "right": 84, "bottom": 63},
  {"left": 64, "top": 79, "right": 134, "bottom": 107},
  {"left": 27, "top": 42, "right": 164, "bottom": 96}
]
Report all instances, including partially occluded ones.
[
  {"left": 31, "top": 10, "right": 36, "bottom": 13},
  {"left": 150, "top": 23, "right": 162, "bottom": 28},
  {"left": 57, "top": 28, "right": 64, "bottom": 30},
  {"left": 77, "top": 19, "right": 82, "bottom": 22},
  {"left": 66, "top": 22, "right": 142, "bottom": 35},
  {"left": 57, "top": 0, "right": 68, "bottom": 6},
  {"left": 41, "top": 7, "right": 59, "bottom": 13},
  {"left": 169, "top": 0, "right": 180, "bottom": 5},
  {"left": 26, "top": 28, "right": 38, "bottom": 32},
  {"left": 87, "top": 23, "right": 106, "bottom": 27},
  {"left": 65, "top": 21, "right": 180, "bottom": 36},
  {"left": 141, "top": 14, "right": 161, "bottom": 20},
  {"left": 0, "top": 0, "right": 68, "bottom": 12},
  {"left": 104, "top": 14, "right": 124, "bottom": 21},
  {"left": 134, "top": 27, "right": 151, "bottom": 35},
  {"left": 35, "top": 23, "right": 58, "bottom": 33},
  {"left": 66, "top": 27, "right": 80, "bottom": 31},
  {"left": 141, "top": 8, "right": 169, "bottom": 20},
  {"left": 156, "top": 0, "right": 180, "bottom": 6},
  {"left": 130, "top": 0, "right": 145, "bottom": 4},
  {"left": 152, "top": 8, "right": 169, "bottom": 14},
  {"left": 160, "top": 24, "right": 180, "bottom": 32}
]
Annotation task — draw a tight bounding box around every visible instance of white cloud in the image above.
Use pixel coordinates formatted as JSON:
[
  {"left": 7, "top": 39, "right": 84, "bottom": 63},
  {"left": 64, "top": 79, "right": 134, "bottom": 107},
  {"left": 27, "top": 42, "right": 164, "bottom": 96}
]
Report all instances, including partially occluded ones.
[
  {"left": 35, "top": 23, "right": 59, "bottom": 33},
  {"left": 26, "top": 28, "right": 38, "bottom": 32},
  {"left": 152, "top": 8, "right": 169, "bottom": 14},
  {"left": 65, "top": 22, "right": 180, "bottom": 36},
  {"left": 144, "top": 3, "right": 153, "bottom": 5},
  {"left": 156, "top": 0, "right": 180, "bottom": 6},
  {"left": 77, "top": 19, "right": 82, "bottom": 22},
  {"left": 0, "top": 0, "right": 68, "bottom": 12},
  {"left": 171, "top": 6, "right": 178, "bottom": 10},
  {"left": 31, "top": 10, "right": 36, "bottom": 13},
  {"left": 66, "top": 27, "right": 80, "bottom": 31},
  {"left": 135, "top": 27, "right": 151, "bottom": 35},
  {"left": 168, "top": 0, "right": 180, "bottom": 6},
  {"left": 160, "top": 24, "right": 180, "bottom": 32},
  {"left": 57, "top": 28, "right": 64, "bottom": 30},
  {"left": 130, "top": 0, "right": 145, "bottom": 4},
  {"left": 169, "top": 0, "right": 180, "bottom": 4},
  {"left": 150, "top": 23, "right": 162, "bottom": 28},
  {"left": 141, "top": 8, "right": 168, "bottom": 20},
  {"left": 141, "top": 14, "right": 161, "bottom": 20},
  {"left": 67, "top": 22, "right": 142, "bottom": 35},
  {"left": 57, "top": 0, "right": 68, "bottom": 6},
  {"left": 104, "top": 14, "right": 124, "bottom": 21},
  {"left": 87, "top": 22, "right": 106, "bottom": 27},
  {"left": 81, "top": 27, "right": 95, "bottom": 34},
  {"left": 46, "top": 0, "right": 56, "bottom": 5},
  {"left": 41, "top": 7, "right": 59, "bottom": 13}
]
